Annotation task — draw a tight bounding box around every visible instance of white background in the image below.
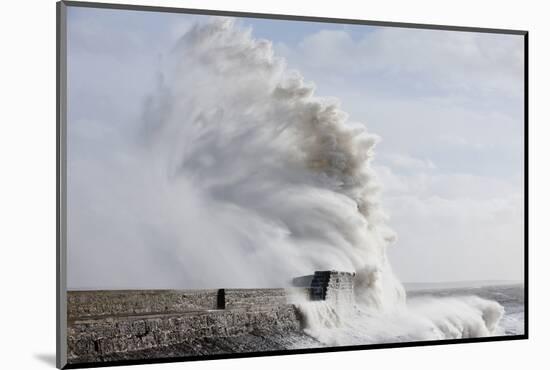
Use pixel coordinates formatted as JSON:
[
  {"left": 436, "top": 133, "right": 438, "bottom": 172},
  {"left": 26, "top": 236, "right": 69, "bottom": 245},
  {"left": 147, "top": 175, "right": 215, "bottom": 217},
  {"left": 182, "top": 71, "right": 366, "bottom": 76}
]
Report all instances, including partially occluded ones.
[{"left": 0, "top": 0, "right": 547, "bottom": 369}]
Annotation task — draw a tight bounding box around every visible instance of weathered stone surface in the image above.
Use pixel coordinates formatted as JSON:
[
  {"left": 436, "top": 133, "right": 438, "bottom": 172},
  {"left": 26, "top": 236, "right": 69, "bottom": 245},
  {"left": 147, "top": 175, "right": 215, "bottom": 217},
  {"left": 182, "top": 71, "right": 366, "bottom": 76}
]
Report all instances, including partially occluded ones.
[
  {"left": 225, "top": 289, "right": 288, "bottom": 309},
  {"left": 66, "top": 271, "right": 355, "bottom": 364},
  {"left": 81, "top": 331, "right": 322, "bottom": 363},
  {"left": 68, "top": 290, "right": 219, "bottom": 320},
  {"left": 67, "top": 305, "right": 312, "bottom": 364},
  {"left": 310, "top": 271, "right": 354, "bottom": 303}
]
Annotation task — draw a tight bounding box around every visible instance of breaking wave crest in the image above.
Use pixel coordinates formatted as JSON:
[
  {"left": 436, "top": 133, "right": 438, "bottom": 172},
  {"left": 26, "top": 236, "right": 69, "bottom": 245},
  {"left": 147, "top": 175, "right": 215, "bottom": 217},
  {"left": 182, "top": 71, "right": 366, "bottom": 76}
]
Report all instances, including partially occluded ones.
[
  {"left": 292, "top": 293, "right": 504, "bottom": 345},
  {"left": 142, "top": 18, "right": 504, "bottom": 342},
  {"left": 145, "top": 18, "right": 403, "bottom": 307}
]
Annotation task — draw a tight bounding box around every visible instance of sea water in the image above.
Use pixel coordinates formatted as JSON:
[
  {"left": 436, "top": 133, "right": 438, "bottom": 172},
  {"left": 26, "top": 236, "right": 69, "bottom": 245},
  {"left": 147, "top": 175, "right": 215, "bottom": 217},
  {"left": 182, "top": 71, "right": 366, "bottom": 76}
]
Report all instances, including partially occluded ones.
[{"left": 407, "top": 283, "right": 525, "bottom": 336}]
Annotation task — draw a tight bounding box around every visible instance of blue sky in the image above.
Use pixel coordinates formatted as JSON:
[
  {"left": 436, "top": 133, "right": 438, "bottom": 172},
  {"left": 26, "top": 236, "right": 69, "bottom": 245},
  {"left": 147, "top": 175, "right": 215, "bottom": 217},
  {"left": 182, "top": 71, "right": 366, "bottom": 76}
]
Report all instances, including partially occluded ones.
[{"left": 67, "top": 6, "right": 524, "bottom": 286}]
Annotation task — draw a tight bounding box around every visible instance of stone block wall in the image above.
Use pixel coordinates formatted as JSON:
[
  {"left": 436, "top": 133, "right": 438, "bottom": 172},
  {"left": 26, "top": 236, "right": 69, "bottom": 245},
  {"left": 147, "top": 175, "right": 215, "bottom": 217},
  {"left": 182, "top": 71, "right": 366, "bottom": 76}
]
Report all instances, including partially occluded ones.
[
  {"left": 68, "top": 290, "right": 219, "bottom": 320},
  {"left": 224, "top": 289, "right": 287, "bottom": 309},
  {"left": 67, "top": 305, "right": 302, "bottom": 363},
  {"left": 324, "top": 271, "right": 355, "bottom": 305},
  {"left": 66, "top": 271, "right": 355, "bottom": 364},
  {"left": 310, "top": 271, "right": 354, "bottom": 303}
]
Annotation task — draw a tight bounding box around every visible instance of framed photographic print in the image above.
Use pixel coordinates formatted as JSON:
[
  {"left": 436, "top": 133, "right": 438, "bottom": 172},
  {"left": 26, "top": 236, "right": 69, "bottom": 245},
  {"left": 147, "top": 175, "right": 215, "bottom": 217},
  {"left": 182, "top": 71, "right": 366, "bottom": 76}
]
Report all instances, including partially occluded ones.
[{"left": 56, "top": 1, "right": 528, "bottom": 368}]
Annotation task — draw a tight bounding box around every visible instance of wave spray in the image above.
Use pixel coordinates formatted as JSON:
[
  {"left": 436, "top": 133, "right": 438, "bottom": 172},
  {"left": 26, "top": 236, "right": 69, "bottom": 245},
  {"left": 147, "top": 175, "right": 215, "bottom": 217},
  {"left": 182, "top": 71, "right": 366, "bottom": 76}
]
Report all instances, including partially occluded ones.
[{"left": 139, "top": 18, "right": 504, "bottom": 344}]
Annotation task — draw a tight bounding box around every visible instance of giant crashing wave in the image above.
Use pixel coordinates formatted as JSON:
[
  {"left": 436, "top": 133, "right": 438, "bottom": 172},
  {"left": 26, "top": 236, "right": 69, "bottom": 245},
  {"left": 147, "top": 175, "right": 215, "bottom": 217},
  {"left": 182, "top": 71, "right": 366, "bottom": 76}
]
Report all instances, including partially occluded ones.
[{"left": 138, "top": 18, "right": 504, "bottom": 344}]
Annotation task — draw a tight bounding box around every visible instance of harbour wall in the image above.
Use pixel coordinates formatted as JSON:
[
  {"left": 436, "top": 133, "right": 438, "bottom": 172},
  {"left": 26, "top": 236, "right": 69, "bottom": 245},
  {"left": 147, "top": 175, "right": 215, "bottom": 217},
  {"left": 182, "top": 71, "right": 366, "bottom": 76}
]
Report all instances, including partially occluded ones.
[{"left": 67, "top": 271, "right": 355, "bottom": 364}]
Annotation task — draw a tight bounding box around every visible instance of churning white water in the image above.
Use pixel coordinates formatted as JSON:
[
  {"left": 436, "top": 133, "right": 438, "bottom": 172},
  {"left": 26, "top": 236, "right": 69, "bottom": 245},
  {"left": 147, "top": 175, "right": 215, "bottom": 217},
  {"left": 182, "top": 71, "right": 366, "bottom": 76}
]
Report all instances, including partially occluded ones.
[
  {"left": 146, "top": 17, "right": 405, "bottom": 307},
  {"left": 151, "top": 18, "right": 507, "bottom": 344},
  {"left": 290, "top": 288, "right": 504, "bottom": 345},
  {"left": 113, "top": 18, "right": 506, "bottom": 343},
  {"left": 138, "top": 18, "right": 404, "bottom": 303}
]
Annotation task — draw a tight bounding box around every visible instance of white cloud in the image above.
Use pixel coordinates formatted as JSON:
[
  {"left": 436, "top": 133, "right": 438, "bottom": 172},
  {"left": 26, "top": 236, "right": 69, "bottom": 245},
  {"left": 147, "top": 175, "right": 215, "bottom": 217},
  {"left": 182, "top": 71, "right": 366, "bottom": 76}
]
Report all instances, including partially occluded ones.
[
  {"left": 375, "top": 163, "right": 522, "bottom": 200},
  {"left": 386, "top": 192, "right": 524, "bottom": 283},
  {"left": 381, "top": 153, "right": 437, "bottom": 172},
  {"left": 279, "top": 27, "right": 524, "bottom": 99},
  {"left": 374, "top": 163, "right": 524, "bottom": 282}
]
